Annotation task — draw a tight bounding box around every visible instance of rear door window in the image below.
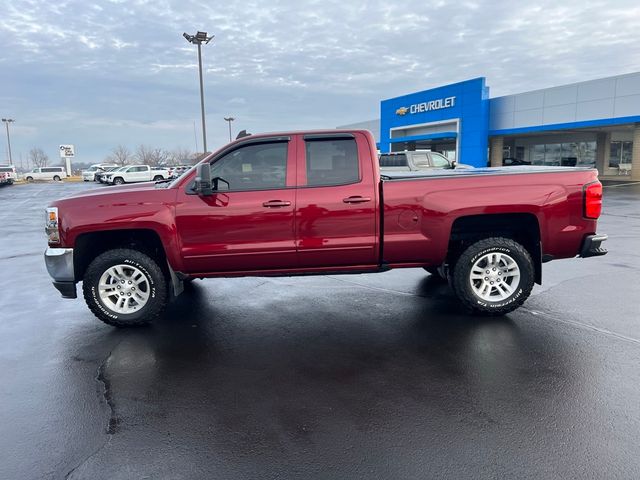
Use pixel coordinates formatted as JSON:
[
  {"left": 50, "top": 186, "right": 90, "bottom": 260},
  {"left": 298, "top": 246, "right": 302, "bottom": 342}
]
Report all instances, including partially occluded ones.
[
  {"left": 411, "top": 153, "right": 430, "bottom": 168},
  {"left": 304, "top": 138, "right": 359, "bottom": 186}
]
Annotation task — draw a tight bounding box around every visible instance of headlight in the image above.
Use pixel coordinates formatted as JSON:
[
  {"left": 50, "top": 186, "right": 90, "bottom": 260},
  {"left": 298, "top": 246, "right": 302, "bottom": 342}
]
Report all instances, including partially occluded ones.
[{"left": 45, "top": 207, "right": 60, "bottom": 243}]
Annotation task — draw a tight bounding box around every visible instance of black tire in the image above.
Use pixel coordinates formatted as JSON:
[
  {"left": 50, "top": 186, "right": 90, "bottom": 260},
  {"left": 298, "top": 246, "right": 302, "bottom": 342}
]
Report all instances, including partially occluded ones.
[
  {"left": 450, "top": 237, "right": 534, "bottom": 316},
  {"left": 113, "top": 177, "right": 124, "bottom": 185},
  {"left": 153, "top": 175, "right": 163, "bottom": 181},
  {"left": 53, "top": 175, "right": 61, "bottom": 181},
  {"left": 26, "top": 176, "right": 33, "bottom": 182},
  {"left": 82, "top": 248, "right": 168, "bottom": 327}
]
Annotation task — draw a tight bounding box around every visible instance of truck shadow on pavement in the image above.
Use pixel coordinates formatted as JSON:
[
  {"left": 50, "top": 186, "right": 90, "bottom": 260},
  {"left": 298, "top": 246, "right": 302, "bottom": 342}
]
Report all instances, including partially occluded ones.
[{"left": 63, "top": 274, "right": 586, "bottom": 480}]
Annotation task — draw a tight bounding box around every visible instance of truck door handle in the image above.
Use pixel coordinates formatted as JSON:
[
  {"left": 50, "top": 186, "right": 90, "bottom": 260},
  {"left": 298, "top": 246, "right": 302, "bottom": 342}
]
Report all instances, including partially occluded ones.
[
  {"left": 343, "top": 196, "right": 371, "bottom": 204},
  {"left": 262, "top": 200, "right": 291, "bottom": 208}
]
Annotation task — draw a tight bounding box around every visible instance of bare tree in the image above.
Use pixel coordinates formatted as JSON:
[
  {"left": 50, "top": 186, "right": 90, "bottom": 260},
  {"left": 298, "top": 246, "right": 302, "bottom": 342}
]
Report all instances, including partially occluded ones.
[
  {"left": 136, "top": 145, "right": 169, "bottom": 167},
  {"left": 168, "top": 147, "right": 193, "bottom": 166},
  {"left": 29, "top": 148, "right": 49, "bottom": 168},
  {"left": 107, "top": 145, "right": 132, "bottom": 166},
  {"left": 135, "top": 145, "right": 153, "bottom": 165}
]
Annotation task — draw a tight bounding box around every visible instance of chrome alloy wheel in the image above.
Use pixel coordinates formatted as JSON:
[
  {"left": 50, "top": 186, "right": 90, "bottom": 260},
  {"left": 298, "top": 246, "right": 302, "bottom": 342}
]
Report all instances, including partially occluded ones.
[
  {"left": 98, "top": 264, "right": 150, "bottom": 314},
  {"left": 469, "top": 252, "right": 521, "bottom": 302}
]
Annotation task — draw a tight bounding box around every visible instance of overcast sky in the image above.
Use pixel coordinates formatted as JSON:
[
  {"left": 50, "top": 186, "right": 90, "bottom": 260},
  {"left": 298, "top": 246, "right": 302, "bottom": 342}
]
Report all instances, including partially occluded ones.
[{"left": 2, "top": 0, "right": 639, "bottom": 165}]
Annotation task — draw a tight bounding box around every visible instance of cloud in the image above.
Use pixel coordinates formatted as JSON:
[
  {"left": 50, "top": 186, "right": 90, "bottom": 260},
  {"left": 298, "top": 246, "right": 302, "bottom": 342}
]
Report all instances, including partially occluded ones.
[{"left": 1, "top": 0, "right": 639, "bottom": 161}]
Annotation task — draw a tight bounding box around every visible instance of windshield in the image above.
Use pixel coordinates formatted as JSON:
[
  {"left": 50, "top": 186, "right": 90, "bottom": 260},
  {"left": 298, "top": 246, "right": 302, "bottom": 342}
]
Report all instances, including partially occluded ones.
[{"left": 0, "top": 167, "right": 14, "bottom": 172}]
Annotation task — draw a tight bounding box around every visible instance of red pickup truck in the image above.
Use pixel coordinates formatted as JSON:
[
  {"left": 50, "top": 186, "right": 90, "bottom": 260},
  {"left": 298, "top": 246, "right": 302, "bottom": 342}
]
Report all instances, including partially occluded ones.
[{"left": 44, "top": 130, "right": 607, "bottom": 327}]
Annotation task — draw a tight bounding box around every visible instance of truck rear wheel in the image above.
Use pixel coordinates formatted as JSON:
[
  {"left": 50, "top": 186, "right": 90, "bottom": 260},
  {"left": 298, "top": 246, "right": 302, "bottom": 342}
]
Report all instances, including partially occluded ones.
[
  {"left": 450, "top": 237, "right": 534, "bottom": 316},
  {"left": 82, "top": 248, "right": 167, "bottom": 327},
  {"left": 153, "top": 175, "right": 164, "bottom": 181}
]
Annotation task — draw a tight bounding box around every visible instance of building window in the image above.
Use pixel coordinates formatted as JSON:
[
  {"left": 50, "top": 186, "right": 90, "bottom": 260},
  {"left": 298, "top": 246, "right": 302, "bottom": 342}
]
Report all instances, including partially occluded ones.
[
  {"left": 609, "top": 141, "right": 633, "bottom": 168},
  {"left": 532, "top": 145, "right": 545, "bottom": 165},
  {"left": 530, "top": 142, "right": 596, "bottom": 167}
]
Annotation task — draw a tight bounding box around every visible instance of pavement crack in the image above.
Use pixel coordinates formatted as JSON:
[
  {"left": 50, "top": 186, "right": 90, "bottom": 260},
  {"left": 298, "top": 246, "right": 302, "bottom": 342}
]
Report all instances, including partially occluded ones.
[
  {"left": 97, "top": 354, "right": 120, "bottom": 435},
  {"left": 64, "top": 339, "right": 124, "bottom": 479}
]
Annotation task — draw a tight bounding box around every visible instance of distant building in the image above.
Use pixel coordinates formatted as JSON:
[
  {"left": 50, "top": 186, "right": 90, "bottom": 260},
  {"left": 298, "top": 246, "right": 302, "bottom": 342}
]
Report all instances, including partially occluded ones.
[{"left": 339, "top": 73, "right": 640, "bottom": 179}]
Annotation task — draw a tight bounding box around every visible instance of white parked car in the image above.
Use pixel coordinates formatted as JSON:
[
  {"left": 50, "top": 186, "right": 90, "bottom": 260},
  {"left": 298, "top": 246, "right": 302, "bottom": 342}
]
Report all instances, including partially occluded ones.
[
  {"left": 106, "top": 165, "right": 169, "bottom": 185},
  {"left": 0, "top": 165, "right": 17, "bottom": 184},
  {"left": 379, "top": 151, "right": 473, "bottom": 171},
  {"left": 24, "top": 166, "right": 67, "bottom": 182},
  {"left": 81, "top": 164, "right": 117, "bottom": 182}
]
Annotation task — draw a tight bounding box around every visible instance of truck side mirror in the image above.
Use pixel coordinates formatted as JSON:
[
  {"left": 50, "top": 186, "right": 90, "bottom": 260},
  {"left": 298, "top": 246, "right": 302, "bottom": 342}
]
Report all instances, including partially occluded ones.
[
  {"left": 450, "top": 160, "right": 457, "bottom": 169},
  {"left": 194, "top": 163, "right": 213, "bottom": 196}
]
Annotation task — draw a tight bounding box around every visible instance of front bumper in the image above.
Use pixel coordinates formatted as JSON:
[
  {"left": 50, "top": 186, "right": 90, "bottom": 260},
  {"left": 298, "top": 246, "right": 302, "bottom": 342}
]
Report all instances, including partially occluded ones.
[
  {"left": 44, "top": 248, "right": 77, "bottom": 298},
  {"left": 579, "top": 234, "right": 608, "bottom": 258}
]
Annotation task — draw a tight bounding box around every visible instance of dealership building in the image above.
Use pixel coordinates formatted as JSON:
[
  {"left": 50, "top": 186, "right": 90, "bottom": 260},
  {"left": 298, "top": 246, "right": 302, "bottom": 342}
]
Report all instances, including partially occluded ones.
[{"left": 341, "top": 72, "right": 640, "bottom": 180}]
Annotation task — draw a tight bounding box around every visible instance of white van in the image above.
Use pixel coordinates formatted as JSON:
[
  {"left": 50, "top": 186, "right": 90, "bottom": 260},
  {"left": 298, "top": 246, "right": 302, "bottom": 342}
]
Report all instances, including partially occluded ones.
[{"left": 25, "top": 166, "right": 68, "bottom": 182}]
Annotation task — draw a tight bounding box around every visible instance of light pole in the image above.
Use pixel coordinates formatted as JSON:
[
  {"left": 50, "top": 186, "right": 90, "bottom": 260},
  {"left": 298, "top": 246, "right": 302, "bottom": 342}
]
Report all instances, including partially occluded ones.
[
  {"left": 1, "top": 118, "right": 14, "bottom": 165},
  {"left": 183, "top": 31, "right": 214, "bottom": 153},
  {"left": 224, "top": 117, "right": 235, "bottom": 142}
]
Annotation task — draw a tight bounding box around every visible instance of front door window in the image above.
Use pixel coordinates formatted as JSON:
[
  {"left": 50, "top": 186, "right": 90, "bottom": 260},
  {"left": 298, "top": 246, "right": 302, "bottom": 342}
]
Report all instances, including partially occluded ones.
[{"left": 211, "top": 142, "right": 288, "bottom": 191}]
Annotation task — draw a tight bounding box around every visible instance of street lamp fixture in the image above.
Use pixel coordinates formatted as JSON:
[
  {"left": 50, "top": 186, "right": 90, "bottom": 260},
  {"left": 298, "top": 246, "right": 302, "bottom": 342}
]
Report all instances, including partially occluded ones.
[
  {"left": 1, "top": 118, "right": 15, "bottom": 166},
  {"left": 183, "top": 30, "right": 214, "bottom": 153},
  {"left": 224, "top": 117, "right": 235, "bottom": 142}
]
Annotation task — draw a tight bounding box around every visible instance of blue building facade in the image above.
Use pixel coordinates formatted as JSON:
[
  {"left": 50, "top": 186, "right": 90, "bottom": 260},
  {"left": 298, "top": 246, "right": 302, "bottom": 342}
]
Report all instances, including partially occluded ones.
[
  {"left": 354, "top": 72, "right": 639, "bottom": 178},
  {"left": 379, "top": 77, "right": 490, "bottom": 167}
]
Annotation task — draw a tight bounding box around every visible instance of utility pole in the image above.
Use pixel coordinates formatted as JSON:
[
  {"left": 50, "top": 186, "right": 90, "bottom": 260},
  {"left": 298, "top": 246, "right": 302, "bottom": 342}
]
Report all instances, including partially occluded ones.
[
  {"left": 183, "top": 31, "right": 214, "bottom": 153},
  {"left": 224, "top": 117, "right": 235, "bottom": 142},
  {"left": 1, "top": 118, "right": 14, "bottom": 165}
]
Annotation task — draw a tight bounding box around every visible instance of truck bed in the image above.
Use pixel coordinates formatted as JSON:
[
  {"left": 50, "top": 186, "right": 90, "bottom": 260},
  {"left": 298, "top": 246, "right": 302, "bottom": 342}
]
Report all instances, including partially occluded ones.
[
  {"left": 380, "top": 166, "right": 600, "bottom": 267},
  {"left": 381, "top": 165, "right": 596, "bottom": 180}
]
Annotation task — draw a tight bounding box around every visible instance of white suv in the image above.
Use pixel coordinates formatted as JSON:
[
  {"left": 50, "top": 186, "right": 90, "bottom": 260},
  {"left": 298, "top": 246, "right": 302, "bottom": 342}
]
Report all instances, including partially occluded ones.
[
  {"left": 0, "top": 165, "right": 16, "bottom": 184},
  {"left": 25, "top": 166, "right": 68, "bottom": 182},
  {"left": 82, "top": 164, "right": 117, "bottom": 182}
]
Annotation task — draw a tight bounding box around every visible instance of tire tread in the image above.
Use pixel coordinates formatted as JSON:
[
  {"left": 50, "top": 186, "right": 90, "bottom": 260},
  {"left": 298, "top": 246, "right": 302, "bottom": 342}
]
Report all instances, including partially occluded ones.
[
  {"left": 451, "top": 237, "right": 534, "bottom": 316},
  {"left": 82, "top": 248, "right": 167, "bottom": 327}
]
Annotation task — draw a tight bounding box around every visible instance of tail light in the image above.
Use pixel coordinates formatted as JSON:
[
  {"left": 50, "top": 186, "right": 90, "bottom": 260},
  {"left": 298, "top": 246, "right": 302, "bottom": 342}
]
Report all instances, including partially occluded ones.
[{"left": 584, "top": 181, "right": 603, "bottom": 219}]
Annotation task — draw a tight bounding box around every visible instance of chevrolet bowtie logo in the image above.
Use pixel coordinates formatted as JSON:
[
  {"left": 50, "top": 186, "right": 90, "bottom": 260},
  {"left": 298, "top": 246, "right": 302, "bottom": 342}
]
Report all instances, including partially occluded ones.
[{"left": 396, "top": 107, "right": 408, "bottom": 116}]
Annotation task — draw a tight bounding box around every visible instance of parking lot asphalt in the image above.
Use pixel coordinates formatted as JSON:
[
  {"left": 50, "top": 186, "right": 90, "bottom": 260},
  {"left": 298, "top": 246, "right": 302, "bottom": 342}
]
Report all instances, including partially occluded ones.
[{"left": 1, "top": 180, "right": 639, "bottom": 479}]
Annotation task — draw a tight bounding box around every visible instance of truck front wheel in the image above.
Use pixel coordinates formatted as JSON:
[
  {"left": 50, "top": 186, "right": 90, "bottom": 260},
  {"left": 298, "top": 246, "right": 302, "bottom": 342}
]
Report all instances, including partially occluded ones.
[
  {"left": 113, "top": 177, "right": 124, "bottom": 185},
  {"left": 153, "top": 175, "right": 164, "bottom": 181},
  {"left": 82, "top": 248, "right": 168, "bottom": 327},
  {"left": 450, "top": 237, "right": 534, "bottom": 316}
]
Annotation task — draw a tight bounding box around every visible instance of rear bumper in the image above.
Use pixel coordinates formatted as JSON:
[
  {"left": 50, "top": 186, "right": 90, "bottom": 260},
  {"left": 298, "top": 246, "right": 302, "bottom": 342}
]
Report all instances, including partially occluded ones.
[
  {"left": 579, "top": 234, "right": 608, "bottom": 258},
  {"left": 44, "top": 248, "right": 77, "bottom": 298}
]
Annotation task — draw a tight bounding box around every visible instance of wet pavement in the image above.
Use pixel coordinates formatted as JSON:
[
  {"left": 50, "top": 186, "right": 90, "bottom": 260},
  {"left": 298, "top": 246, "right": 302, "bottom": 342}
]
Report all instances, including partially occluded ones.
[{"left": 0, "top": 180, "right": 639, "bottom": 479}]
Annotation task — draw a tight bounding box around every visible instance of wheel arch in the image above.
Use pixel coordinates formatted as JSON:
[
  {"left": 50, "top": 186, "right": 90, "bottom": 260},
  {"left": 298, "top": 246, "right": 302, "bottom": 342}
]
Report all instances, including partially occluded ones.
[
  {"left": 446, "top": 213, "right": 542, "bottom": 284},
  {"left": 74, "top": 229, "right": 169, "bottom": 282}
]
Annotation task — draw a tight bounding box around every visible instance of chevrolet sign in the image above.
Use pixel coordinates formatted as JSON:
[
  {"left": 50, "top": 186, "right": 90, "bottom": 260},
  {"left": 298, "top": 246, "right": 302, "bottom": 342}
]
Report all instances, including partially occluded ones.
[{"left": 396, "top": 96, "right": 456, "bottom": 115}]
